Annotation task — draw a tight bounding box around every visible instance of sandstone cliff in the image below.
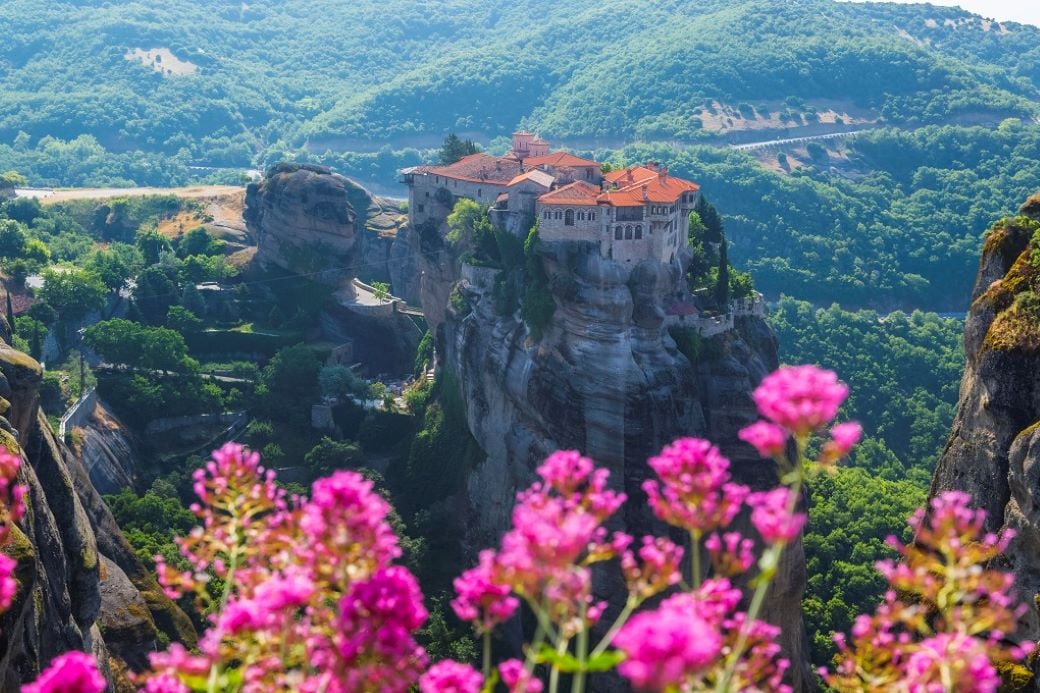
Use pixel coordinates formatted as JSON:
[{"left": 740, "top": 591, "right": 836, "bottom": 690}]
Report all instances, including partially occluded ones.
[
  {"left": 418, "top": 229, "right": 812, "bottom": 689},
  {"left": 0, "top": 323, "right": 194, "bottom": 689},
  {"left": 930, "top": 198, "right": 1040, "bottom": 657}
]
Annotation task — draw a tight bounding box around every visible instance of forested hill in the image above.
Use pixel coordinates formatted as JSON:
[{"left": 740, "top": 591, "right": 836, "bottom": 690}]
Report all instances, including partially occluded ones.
[{"left": 2, "top": 0, "right": 1040, "bottom": 171}]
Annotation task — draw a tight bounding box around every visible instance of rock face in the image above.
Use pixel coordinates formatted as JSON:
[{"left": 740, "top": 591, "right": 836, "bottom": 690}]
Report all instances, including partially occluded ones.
[
  {"left": 421, "top": 232, "right": 812, "bottom": 688},
  {"left": 245, "top": 163, "right": 421, "bottom": 373},
  {"left": 930, "top": 200, "right": 1040, "bottom": 657},
  {"left": 245, "top": 162, "right": 417, "bottom": 301},
  {"left": 76, "top": 401, "right": 139, "bottom": 495},
  {"left": 0, "top": 327, "right": 194, "bottom": 689}
]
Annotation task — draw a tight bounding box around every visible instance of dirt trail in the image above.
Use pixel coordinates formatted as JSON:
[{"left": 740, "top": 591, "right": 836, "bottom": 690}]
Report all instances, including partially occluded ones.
[{"left": 34, "top": 185, "right": 245, "bottom": 203}]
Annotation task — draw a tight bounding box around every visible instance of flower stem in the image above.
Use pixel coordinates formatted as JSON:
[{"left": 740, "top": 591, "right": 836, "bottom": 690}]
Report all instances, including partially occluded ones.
[
  {"left": 715, "top": 439, "right": 806, "bottom": 691},
  {"left": 572, "top": 600, "right": 589, "bottom": 693},
  {"left": 589, "top": 597, "right": 637, "bottom": 659},
  {"left": 548, "top": 637, "right": 569, "bottom": 693},
  {"left": 691, "top": 530, "right": 703, "bottom": 589},
  {"left": 483, "top": 630, "right": 492, "bottom": 680}
]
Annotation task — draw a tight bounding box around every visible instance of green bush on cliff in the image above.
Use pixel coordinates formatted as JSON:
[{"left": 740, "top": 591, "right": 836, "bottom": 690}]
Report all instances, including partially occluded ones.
[{"left": 520, "top": 226, "right": 555, "bottom": 341}]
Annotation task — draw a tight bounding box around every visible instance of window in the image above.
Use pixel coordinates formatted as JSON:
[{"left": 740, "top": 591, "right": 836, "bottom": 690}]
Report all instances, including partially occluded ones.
[
  {"left": 578, "top": 211, "right": 585, "bottom": 221},
  {"left": 615, "top": 226, "right": 623, "bottom": 240},
  {"left": 554, "top": 211, "right": 562, "bottom": 220},
  {"left": 425, "top": 192, "right": 430, "bottom": 198},
  {"left": 585, "top": 169, "right": 592, "bottom": 180},
  {"left": 417, "top": 204, "right": 425, "bottom": 213},
  {"left": 590, "top": 212, "right": 596, "bottom": 221},
  {"left": 565, "top": 210, "right": 575, "bottom": 226},
  {"left": 477, "top": 188, "right": 482, "bottom": 197},
  {"left": 635, "top": 225, "right": 643, "bottom": 240},
  {"left": 625, "top": 225, "right": 633, "bottom": 240},
  {"left": 543, "top": 211, "right": 550, "bottom": 220}
]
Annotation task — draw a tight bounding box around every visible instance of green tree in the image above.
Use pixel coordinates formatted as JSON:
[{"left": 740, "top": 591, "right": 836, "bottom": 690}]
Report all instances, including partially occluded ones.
[
  {"left": 166, "top": 305, "right": 203, "bottom": 333},
  {"left": 304, "top": 437, "right": 362, "bottom": 475},
  {"left": 0, "top": 220, "right": 27, "bottom": 259},
  {"left": 715, "top": 238, "right": 730, "bottom": 308},
  {"left": 84, "top": 318, "right": 197, "bottom": 373},
  {"left": 88, "top": 249, "right": 134, "bottom": 293},
  {"left": 178, "top": 226, "right": 221, "bottom": 257},
  {"left": 438, "top": 133, "right": 479, "bottom": 165},
  {"left": 372, "top": 281, "right": 390, "bottom": 302},
  {"left": 134, "top": 266, "right": 177, "bottom": 324},
  {"left": 694, "top": 196, "right": 723, "bottom": 244},
  {"left": 39, "top": 267, "right": 107, "bottom": 324},
  {"left": 319, "top": 364, "right": 367, "bottom": 400},
  {"left": 136, "top": 228, "right": 172, "bottom": 265}
]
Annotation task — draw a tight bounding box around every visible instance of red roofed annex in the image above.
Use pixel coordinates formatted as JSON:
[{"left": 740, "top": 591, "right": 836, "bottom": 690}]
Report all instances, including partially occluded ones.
[{"left": 402, "top": 131, "right": 701, "bottom": 267}]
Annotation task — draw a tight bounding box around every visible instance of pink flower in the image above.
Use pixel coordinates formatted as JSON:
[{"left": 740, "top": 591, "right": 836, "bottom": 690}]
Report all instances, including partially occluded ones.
[
  {"left": 752, "top": 365, "right": 848, "bottom": 434},
  {"left": 620, "top": 535, "right": 684, "bottom": 601},
  {"left": 643, "top": 438, "right": 748, "bottom": 535},
  {"left": 820, "top": 422, "right": 862, "bottom": 464},
  {"left": 499, "top": 659, "right": 543, "bottom": 693},
  {"left": 0, "top": 553, "right": 17, "bottom": 611},
  {"left": 419, "top": 660, "right": 483, "bottom": 693},
  {"left": 747, "top": 487, "right": 805, "bottom": 544},
  {"left": 452, "top": 550, "right": 518, "bottom": 633},
  {"left": 336, "top": 566, "right": 428, "bottom": 691},
  {"left": 613, "top": 592, "right": 724, "bottom": 691},
  {"left": 738, "top": 421, "right": 788, "bottom": 458},
  {"left": 142, "top": 673, "right": 189, "bottom": 693},
  {"left": 705, "top": 531, "right": 754, "bottom": 576},
  {"left": 22, "top": 651, "right": 106, "bottom": 693},
  {"left": 904, "top": 633, "right": 998, "bottom": 693}
]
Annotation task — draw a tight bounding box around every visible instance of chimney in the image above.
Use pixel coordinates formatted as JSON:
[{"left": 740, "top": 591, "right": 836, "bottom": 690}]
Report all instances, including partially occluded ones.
[
  {"left": 641, "top": 184, "right": 648, "bottom": 201},
  {"left": 659, "top": 165, "right": 668, "bottom": 181}
]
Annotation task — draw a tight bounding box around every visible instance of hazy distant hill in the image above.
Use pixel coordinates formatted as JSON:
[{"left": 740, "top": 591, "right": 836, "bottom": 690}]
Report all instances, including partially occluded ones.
[{"left": 2, "top": 0, "right": 1039, "bottom": 166}]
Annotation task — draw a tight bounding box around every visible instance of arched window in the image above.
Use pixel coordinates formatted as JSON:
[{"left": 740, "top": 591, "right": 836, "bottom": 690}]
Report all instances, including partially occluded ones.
[
  {"left": 554, "top": 210, "right": 562, "bottom": 220},
  {"left": 635, "top": 225, "right": 643, "bottom": 240},
  {"left": 565, "top": 210, "right": 575, "bottom": 226},
  {"left": 625, "top": 225, "right": 633, "bottom": 240},
  {"left": 590, "top": 212, "right": 596, "bottom": 221},
  {"left": 543, "top": 211, "right": 550, "bottom": 220},
  {"left": 615, "top": 226, "right": 623, "bottom": 240},
  {"left": 578, "top": 211, "right": 585, "bottom": 221}
]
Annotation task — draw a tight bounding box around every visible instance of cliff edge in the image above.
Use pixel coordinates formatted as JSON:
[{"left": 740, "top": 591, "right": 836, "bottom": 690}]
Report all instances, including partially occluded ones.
[{"left": 930, "top": 195, "right": 1040, "bottom": 663}]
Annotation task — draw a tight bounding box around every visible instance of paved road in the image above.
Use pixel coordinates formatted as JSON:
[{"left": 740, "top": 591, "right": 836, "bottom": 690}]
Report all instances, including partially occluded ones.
[{"left": 16, "top": 185, "right": 245, "bottom": 203}]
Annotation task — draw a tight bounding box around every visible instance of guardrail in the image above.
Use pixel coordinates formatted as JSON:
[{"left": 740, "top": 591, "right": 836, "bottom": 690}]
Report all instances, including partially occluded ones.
[{"left": 58, "top": 387, "right": 97, "bottom": 438}]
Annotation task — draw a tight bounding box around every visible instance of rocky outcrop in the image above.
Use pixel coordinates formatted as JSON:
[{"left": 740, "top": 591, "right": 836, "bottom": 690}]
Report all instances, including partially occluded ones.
[
  {"left": 0, "top": 323, "right": 194, "bottom": 689},
  {"left": 76, "top": 401, "right": 139, "bottom": 495},
  {"left": 245, "top": 162, "right": 416, "bottom": 301},
  {"left": 930, "top": 199, "right": 1040, "bottom": 671},
  {"left": 425, "top": 236, "right": 811, "bottom": 689}
]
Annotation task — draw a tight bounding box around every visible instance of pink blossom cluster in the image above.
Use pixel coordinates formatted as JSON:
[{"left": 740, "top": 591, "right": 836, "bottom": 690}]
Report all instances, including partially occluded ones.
[
  {"left": 826, "top": 491, "right": 1033, "bottom": 691},
  {"left": 141, "top": 443, "right": 427, "bottom": 692},
  {"left": 0, "top": 449, "right": 24, "bottom": 612},
  {"left": 7, "top": 364, "right": 1030, "bottom": 693}
]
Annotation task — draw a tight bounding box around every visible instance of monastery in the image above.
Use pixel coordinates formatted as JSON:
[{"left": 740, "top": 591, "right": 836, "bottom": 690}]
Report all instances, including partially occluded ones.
[{"left": 402, "top": 132, "right": 700, "bottom": 266}]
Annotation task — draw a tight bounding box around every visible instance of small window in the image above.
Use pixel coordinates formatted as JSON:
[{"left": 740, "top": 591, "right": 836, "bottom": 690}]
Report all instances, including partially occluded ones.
[
  {"left": 615, "top": 226, "right": 623, "bottom": 240},
  {"left": 417, "top": 204, "right": 425, "bottom": 213},
  {"left": 590, "top": 212, "right": 596, "bottom": 221},
  {"left": 635, "top": 225, "right": 643, "bottom": 240},
  {"left": 425, "top": 192, "right": 430, "bottom": 198},
  {"left": 578, "top": 211, "right": 585, "bottom": 221},
  {"left": 625, "top": 225, "right": 633, "bottom": 240},
  {"left": 555, "top": 211, "right": 562, "bottom": 220},
  {"left": 477, "top": 188, "right": 482, "bottom": 197},
  {"left": 565, "top": 210, "right": 575, "bottom": 226}
]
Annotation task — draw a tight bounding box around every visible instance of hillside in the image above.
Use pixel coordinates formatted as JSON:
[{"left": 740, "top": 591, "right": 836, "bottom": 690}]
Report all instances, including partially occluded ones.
[{"left": 1, "top": 0, "right": 1039, "bottom": 174}]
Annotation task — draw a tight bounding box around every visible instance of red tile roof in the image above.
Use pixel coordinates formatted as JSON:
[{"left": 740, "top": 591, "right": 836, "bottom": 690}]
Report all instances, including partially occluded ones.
[
  {"left": 538, "top": 181, "right": 602, "bottom": 206},
  {"left": 599, "top": 165, "right": 699, "bottom": 206},
  {"left": 423, "top": 153, "right": 525, "bottom": 184},
  {"left": 524, "top": 152, "right": 601, "bottom": 169},
  {"left": 508, "top": 169, "right": 555, "bottom": 188}
]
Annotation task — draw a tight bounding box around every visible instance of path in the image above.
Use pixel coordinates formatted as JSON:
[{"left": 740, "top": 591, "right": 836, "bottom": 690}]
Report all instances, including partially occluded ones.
[{"left": 16, "top": 185, "right": 246, "bottom": 204}]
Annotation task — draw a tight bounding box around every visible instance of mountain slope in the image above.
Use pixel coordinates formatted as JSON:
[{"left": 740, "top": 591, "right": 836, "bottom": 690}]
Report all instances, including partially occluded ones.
[{"left": 1, "top": 0, "right": 1039, "bottom": 165}]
